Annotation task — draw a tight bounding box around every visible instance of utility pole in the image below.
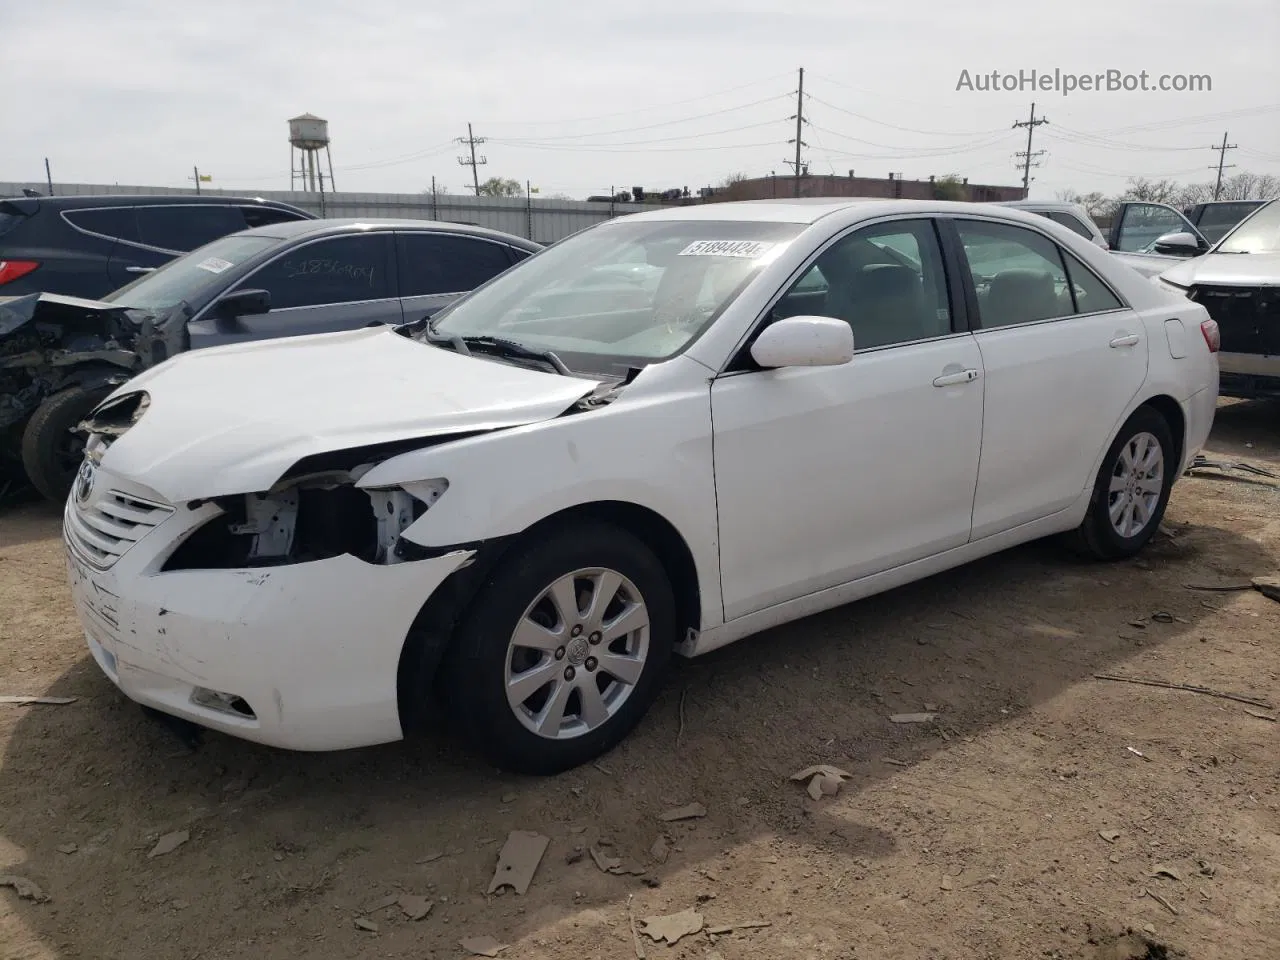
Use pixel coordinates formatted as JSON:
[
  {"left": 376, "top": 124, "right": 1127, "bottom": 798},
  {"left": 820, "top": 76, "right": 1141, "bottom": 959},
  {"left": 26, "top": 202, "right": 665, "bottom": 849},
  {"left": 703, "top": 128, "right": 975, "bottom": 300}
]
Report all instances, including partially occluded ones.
[
  {"left": 318, "top": 171, "right": 327, "bottom": 217},
  {"left": 456, "top": 123, "right": 487, "bottom": 195},
  {"left": 785, "top": 67, "right": 808, "bottom": 197},
  {"left": 1012, "top": 102, "right": 1049, "bottom": 195},
  {"left": 430, "top": 175, "right": 438, "bottom": 219},
  {"left": 1209, "top": 131, "right": 1238, "bottom": 200},
  {"left": 192, "top": 164, "right": 202, "bottom": 195},
  {"left": 44, "top": 158, "right": 54, "bottom": 196},
  {"left": 525, "top": 180, "right": 534, "bottom": 239}
]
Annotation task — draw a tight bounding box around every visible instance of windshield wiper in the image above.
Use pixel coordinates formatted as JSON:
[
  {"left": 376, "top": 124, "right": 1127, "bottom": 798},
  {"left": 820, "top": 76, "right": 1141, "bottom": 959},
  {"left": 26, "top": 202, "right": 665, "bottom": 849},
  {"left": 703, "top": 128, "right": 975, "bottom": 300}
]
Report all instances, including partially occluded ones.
[
  {"left": 422, "top": 315, "right": 472, "bottom": 355},
  {"left": 459, "top": 335, "right": 572, "bottom": 376}
]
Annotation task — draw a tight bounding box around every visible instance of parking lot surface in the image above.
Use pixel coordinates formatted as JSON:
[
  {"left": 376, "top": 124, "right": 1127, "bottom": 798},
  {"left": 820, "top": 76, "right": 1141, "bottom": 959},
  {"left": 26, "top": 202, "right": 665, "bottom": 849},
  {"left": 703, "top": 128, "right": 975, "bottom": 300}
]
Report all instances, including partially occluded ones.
[{"left": 1, "top": 400, "right": 1277, "bottom": 960}]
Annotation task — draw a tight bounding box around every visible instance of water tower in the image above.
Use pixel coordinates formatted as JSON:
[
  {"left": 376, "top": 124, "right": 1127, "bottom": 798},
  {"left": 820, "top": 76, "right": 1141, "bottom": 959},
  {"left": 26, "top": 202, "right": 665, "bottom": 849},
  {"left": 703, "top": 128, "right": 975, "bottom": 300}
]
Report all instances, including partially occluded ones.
[{"left": 289, "top": 113, "right": 335, "bottom": 192}]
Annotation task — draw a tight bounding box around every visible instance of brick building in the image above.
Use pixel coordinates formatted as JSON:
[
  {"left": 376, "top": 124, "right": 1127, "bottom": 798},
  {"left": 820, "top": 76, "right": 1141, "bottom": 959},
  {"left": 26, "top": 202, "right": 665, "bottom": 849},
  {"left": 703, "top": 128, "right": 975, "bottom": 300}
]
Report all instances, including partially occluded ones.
[{"left": 707, "top": 172, "right": 1026, "bottom": 203}]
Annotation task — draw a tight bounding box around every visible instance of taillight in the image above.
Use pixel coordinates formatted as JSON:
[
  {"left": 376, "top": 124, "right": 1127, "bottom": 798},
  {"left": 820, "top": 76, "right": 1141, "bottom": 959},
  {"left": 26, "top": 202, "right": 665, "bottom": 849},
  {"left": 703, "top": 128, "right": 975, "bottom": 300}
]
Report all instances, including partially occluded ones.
[
  {"left": 0, "top": 260, "right": 39, "bottom": 285},
  {"left": 1200, "top": 318, "right": 1220, "bottom": 353}
]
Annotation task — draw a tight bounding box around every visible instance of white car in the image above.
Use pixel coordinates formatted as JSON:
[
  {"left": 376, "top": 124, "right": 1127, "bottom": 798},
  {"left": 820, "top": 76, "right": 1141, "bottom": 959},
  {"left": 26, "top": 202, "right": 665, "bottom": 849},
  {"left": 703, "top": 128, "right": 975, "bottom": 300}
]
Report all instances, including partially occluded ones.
[{"left": 63, "top": 199, "right": 1220, "bottom": 774}]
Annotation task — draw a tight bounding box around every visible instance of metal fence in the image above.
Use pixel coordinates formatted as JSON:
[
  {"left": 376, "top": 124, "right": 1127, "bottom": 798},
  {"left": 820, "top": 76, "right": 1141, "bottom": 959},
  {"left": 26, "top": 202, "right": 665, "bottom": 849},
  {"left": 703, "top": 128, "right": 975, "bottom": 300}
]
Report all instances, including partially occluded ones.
[{"left": 0, "top": 182, "right": 675, "bottom": 244}]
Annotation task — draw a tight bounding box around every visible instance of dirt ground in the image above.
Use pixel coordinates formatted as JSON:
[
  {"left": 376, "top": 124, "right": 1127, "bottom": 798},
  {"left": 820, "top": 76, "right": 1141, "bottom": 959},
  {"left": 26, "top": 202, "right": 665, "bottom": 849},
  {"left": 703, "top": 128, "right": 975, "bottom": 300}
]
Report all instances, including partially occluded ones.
[{"left": 1, "top": 400, "right": 1277, "bottom": 960}]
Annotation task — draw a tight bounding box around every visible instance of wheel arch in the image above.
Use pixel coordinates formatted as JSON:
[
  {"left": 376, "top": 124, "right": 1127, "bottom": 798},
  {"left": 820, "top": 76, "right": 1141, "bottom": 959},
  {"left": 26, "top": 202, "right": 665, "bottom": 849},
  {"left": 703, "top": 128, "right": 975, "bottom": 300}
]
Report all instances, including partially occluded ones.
[
  {"left": 1139, "top": 394, "right": 1186, "bottom": 472},
  {"left": 396, "top": 498, "right": 703, "bottom": 735}
]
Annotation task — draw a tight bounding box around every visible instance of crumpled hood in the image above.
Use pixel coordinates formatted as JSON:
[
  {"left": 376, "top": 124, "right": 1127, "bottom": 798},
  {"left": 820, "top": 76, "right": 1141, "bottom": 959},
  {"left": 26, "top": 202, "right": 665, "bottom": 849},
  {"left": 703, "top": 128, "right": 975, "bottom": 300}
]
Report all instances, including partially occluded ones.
[
  {"left": 1161, "top": 252, "right": 1280, "bottom": 288},
  {"left": 98, "top": 326, "right": 601, "bottom": 503}
]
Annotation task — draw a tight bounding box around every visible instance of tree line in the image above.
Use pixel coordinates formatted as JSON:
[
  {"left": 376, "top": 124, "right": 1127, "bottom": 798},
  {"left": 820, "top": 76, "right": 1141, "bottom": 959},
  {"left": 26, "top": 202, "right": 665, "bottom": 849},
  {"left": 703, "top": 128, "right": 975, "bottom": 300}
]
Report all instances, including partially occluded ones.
[{"left": 1057, "top": 171, "right": 1280, "bottom": 220}]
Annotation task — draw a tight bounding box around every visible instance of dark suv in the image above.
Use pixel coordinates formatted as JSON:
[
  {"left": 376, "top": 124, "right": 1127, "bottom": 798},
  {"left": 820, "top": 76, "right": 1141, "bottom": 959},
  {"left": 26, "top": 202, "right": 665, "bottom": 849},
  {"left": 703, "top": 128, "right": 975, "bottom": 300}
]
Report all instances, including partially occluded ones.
[{"left": 0, "top": 194, "right": 315, "bottom": 299}]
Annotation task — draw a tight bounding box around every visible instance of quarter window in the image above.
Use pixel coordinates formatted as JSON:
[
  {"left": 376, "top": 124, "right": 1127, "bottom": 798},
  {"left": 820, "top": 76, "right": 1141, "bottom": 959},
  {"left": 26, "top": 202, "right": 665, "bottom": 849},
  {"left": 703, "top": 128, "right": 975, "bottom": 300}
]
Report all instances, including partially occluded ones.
[
  {"left": 397, "top": 233, "right": 515, "bottom": 297},
  {"left": 955, "top": 220, "right": 1073, "bottom": 329},
  {"left": 1060, "top": 248, "right": 1124, "bottom": 314},
  {"left": 63, "top": 207, "right": 139, "bottom": 243},
  {"left": 774, "top": 219, "right": 952, "bottom": 350},
  {"left": 246, "top": 235, "right": 392, "bottom": 310},
  {"left": 240, "top": 206, "right": 309, "bottom": 229},
  {"left": 135, "top": 205, "right": 247, "bottom": 252}
]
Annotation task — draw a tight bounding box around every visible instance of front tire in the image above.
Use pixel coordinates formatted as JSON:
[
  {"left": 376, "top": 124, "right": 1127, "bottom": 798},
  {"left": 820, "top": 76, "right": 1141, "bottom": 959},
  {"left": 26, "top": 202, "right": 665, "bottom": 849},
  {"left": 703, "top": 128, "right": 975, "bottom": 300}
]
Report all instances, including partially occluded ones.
[
  {"left": 1065, "top": 405, "right": 1176, "bottom": 560},
  {"left": 21, "top": 384, "right": 112, "bottom": 502},
  {"left": 440, "top": 521, "right": 675, "bottom": 775}
]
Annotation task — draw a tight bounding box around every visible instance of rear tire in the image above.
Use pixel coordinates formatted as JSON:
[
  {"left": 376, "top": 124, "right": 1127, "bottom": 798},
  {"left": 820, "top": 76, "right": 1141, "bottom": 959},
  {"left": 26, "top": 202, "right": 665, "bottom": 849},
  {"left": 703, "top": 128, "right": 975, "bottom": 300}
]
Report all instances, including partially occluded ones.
[
  {"left": 1064, "top": 405, "right": 1176, "bottom": 560},
  {"left": 21, "top": 384, "right": 112, "bottom": 502},
  {"left": 439, "top": 521, "right": 675, "bottom": 775}
]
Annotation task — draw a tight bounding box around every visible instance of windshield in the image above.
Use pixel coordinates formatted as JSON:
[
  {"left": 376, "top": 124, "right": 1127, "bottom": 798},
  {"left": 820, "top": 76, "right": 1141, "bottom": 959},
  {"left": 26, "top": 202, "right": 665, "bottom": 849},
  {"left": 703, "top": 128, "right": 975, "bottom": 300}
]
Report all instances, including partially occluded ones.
[
  {"left": 1216, "top": 199, "right": 1280, "bottom": 254},
  {"left": 427, "top": 218, "right": 805, "bottom": 374},
  {"left": 1196, "top": 202, "right": 1264, "bottom": 244},
  {"left": 102, "top": 233, "right": 280, "bottom": 309}
]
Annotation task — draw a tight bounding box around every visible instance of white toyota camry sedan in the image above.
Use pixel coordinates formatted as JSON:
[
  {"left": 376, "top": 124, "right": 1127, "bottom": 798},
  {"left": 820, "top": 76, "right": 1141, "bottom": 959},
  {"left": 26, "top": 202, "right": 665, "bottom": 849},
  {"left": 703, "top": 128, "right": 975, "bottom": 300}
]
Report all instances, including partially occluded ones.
[{"left": 63, "top": 199, "right": 1220, "bottom": 774}]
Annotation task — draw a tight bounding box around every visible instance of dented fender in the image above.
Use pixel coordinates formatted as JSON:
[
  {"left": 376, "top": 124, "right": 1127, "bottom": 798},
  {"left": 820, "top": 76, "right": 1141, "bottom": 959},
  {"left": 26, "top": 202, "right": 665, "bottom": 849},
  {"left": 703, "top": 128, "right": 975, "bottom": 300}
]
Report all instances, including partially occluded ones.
[{"left": 357, "top": 355, "right": 726, "bottom": 631}]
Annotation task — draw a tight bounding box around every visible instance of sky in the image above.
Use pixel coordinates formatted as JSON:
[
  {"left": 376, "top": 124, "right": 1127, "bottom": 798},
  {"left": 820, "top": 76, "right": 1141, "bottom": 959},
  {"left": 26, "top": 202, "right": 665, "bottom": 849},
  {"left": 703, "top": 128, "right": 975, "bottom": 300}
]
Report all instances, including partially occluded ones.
[{"left": 4, "top": 0, "right": 1279, "bottom": 201}]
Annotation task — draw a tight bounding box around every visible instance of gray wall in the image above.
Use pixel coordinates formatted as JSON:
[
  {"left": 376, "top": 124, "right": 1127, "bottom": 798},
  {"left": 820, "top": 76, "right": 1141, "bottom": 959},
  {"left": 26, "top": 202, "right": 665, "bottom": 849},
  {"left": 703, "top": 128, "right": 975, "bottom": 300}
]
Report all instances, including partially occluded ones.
[{"left": 0, "top": 182, "right": 674, "bottom": 244}]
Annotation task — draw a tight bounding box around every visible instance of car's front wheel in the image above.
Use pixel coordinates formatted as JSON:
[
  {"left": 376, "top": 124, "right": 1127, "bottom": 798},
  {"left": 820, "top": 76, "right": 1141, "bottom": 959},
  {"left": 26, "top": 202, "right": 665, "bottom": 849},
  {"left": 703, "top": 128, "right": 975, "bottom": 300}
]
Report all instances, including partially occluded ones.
[
  {"left": 1066, "top": 405, "right": 1176, "bottom": 560},
  {"left": 442, "top": 521, "right": 675, "bottom": 774},
  {"left": 21, "top": 384, "right": 113, "bottom": 502}
]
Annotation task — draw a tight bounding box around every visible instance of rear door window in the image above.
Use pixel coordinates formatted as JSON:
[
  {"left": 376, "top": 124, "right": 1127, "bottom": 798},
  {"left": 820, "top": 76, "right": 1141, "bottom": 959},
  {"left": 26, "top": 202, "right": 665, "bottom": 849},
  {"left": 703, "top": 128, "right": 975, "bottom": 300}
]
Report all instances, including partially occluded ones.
[
  {"left": 1047, "top": 211, "right": 1096, "bottom": 241},
  {"left": 135, "top": 205, "right": 247, "bottom": 252},
  {"left": 63, "top": 207, "right": 140, "bottom": 243},
  {"left": 245, "top": 234, "right": 393, "bottom": 310},
  {"left": 397, "top": 233, "right": 517, "bottom": 296},
  {"left": 241, "top": 206, "right": 310, "bottom": 229}
]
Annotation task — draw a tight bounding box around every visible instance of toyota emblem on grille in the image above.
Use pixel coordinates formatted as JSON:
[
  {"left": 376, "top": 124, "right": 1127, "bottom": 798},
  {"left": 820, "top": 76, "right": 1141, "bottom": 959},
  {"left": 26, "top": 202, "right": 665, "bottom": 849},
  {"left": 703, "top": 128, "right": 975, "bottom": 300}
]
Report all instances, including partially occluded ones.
[{"left": 74, "top": 459, "right": 97, "bottom": 504}]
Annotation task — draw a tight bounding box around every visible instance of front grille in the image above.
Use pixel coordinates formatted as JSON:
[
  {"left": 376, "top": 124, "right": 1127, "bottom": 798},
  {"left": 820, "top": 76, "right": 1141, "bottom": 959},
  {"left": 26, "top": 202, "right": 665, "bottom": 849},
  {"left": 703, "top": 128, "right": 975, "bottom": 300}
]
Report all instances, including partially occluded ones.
[
  {"left": 1189, "top": 284, "right": 1280, "bottom": 356},
  {"left": 64, "top": 489, "right": 174, "bottom": 569}
]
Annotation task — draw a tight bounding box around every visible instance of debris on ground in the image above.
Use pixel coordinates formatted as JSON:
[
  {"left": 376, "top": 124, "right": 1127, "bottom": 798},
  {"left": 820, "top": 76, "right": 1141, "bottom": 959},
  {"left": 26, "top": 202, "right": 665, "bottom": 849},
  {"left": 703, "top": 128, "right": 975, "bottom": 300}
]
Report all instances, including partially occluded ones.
[
  {"left": 658, "top": 802, "right": 706, "bottom": 822},
  {"left": 0, "top": 695, "right": 77, "bottom": 706},
  {"left": 1185, "top": 455, "right": 1279, "bottom": 480},
  {"left": 1093, "top": 673, "right": 1273, "bottom": 709},
  {"left": 627, "top": 894, "right": 646, "bottom": 959},
  {"left": 1184, "top": 579, "right": 1253, "bottom": 592},
  {"left": 147, "top": 830, "right": 190, "bottom": 858},
  {"left": 487, "top": 831, "right": 549, "bottom": 895},
  {"left": 1244, "top": 708, "right": 1277, "bottom": 722},
  {"left": 1252, "top": 576, "right": 1280, "bottom": 603},
  {"left": 1126, "top": 746, "right": 1152, "bottom": 761},
  {"left": 1145, "top": 888, "right": 1180, "bottom": 914},
  {"left": 565, "top": 847, "right": 585, "bottom": 865},
  {"left": 1151, "top": 611, "right": 1175, "bottom": 623},
  {"left": 398, "top": 894, "right": 433, "bottom": 920},
  {"left": 589, "top": 845, "right": 622, "bottom": 873},
  {"left": 889, "top": 712, "right": 937, "bottom": 724},
  {"left": 56, "top": 843, "right": 78, "bottom": 855},
  {"left": 791, "top": 763, "right": 853, "bottom": 801},
  {"left": 460, "top": 934, "right": 508, "bottom": 956},
  {"left": 706, "top": 919, "right": 772, "bottom": 935},
  {"left": 0, "top": 875, "right": 47, "bottom": 902},
  {"left": 353, "top": 917, "right": 378, "bottom": 932},
  {"left": 940, "top": 875, "right": 955, "bottom": 891},
  {"left": 640, "top": 908, "right": 704, "bottom": 945},
  {"left": 1099, "top": 829, "right": 1121, "bottom": 843},
  {"left": 1151, "top": 864, "right": 1184, "bottom": 882},
  {"left": 649, "top": 837, "right": 670, "bottom": 864}
]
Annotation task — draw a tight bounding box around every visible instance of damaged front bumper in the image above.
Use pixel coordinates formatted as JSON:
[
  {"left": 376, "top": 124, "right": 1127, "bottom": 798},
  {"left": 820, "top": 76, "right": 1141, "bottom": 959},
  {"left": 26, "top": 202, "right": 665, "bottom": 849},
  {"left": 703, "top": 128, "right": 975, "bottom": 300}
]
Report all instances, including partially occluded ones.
[{"left": 63, "top": 465, "right": 474, "bottom": 751}]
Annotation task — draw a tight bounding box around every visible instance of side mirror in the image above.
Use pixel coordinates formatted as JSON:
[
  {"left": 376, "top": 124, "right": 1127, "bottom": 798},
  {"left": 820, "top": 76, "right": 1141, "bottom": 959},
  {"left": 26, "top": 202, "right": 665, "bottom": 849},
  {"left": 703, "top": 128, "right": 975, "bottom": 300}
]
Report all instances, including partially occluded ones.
[
  {"left": 215, "top": 288, "right": 271, "bottom": 321},
  {"left": 1151, "top": 232, "right": 1200, "bottom": 256},
  {"left": 750, "top": 316, "right": 854, "bottom": 369}
]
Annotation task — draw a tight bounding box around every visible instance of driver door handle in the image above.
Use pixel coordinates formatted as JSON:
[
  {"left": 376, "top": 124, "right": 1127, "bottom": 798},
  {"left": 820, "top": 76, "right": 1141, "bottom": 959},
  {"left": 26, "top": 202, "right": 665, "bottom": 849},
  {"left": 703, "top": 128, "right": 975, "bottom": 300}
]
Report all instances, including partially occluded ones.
[
  {"left": 1110, "top": 334, "right": 1140, "bottom": 348},
  {"left": 933, "top": 368, "right": 979, "bottom": 387}
]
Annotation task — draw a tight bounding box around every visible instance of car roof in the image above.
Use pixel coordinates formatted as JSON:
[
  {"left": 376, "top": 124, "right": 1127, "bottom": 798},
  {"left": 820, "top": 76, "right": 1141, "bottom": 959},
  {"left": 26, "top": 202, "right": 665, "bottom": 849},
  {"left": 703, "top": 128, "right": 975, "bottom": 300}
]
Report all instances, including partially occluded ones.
[
  {"left": 241, "top": 217, "right": 542, "bottom": 248},
  {"left": 616, "top": 197, "right": 1059, "bottom": 225},
  {"left": 997, "top": 200, "right": 1081, "bottom": 213},
  {"left": 3, "top": 194, "right": 305, "bottom": 210}
]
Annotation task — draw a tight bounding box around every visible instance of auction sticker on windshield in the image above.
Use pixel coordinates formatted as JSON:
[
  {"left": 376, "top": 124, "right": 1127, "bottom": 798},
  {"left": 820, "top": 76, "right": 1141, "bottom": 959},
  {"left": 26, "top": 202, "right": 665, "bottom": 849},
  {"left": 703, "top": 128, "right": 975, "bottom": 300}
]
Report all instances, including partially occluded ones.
[
  {"left": 196, "top": 257, "right": 235, "bottom": 274},
  {"left": 677, "top": 240, "right": 774, "bottom": 258}
]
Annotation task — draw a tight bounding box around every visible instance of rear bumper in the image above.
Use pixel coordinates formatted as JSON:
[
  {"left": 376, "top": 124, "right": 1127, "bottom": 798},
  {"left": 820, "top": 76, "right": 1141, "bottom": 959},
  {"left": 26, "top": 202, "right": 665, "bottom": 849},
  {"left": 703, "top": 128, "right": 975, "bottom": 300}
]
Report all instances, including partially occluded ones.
[{"left": 1218, "top": 352, "right": 1280, "bottom": 399}]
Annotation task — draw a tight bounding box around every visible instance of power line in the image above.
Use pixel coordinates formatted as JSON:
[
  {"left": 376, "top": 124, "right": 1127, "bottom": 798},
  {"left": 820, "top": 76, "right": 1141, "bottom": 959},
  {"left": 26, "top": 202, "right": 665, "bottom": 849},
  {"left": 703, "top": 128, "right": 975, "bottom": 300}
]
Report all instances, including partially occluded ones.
[
  {"left": 805, "top": 94, "right": 1003, "bottom": 137},
  {"left": 491, "top": 96, "right": 791, "bottom": 143},
  {"left": 1013, "top": 102, "right": 1049, "bottom": 192},
  {"left": 1210, "top": 131, "right": 1238, "bottom": 200},
  {"left": 456, "top": 123, "right": 487, "bottom": 195},
  {"left": 490, "top": 119, "right": 783, "bottom": 150}
]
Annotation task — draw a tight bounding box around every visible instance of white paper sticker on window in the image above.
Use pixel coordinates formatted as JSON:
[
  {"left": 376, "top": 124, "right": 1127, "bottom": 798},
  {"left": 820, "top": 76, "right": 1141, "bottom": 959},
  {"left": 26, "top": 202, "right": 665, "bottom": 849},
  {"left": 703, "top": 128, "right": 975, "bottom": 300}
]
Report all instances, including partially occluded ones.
[
  {"left": 196, "top": 257, "right": 234, "bottom": 274},
  {"left": 677, "top": 240, "right": 774, "bottom": 259}
]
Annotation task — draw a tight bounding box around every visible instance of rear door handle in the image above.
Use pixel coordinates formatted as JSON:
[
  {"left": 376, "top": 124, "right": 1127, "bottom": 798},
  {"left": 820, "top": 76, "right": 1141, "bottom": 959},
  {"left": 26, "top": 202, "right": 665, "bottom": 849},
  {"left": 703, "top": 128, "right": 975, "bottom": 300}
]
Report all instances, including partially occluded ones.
[
  {"left": 125, "top": 266, "right": 156, "bottom": 274},
  {"left": 1109, "top": 334, "right": 1140, "bottom": 348},
  {"left": 932, "top": 368, "right": 980, "bottom": 387}
]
